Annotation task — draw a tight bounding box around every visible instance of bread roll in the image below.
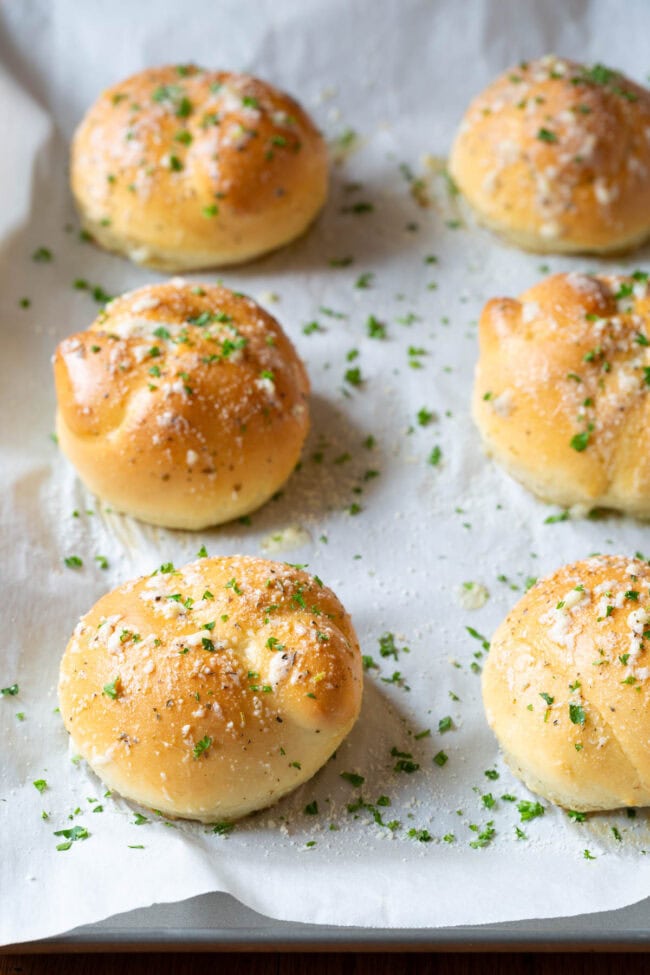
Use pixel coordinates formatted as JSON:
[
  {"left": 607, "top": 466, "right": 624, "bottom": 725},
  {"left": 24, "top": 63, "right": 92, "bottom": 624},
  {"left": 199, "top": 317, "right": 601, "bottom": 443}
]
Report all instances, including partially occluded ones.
[
  {"left": 71, "top": 65, "right": 328, "bottom": 270},
  {"left": 473, "top": 270, "right": 650, "bottom": 517},
  {"left": 483, "top": 554, "right": 650, "bottom": 811},
  {"left": 54, "top": 280, "right": 309, "bottom": 529},
  {"left": 449, "top": 55, "right": 650, "bottom": 253},
  {"left": 58, "top": 555, "right": 362, "bottom": 823}
]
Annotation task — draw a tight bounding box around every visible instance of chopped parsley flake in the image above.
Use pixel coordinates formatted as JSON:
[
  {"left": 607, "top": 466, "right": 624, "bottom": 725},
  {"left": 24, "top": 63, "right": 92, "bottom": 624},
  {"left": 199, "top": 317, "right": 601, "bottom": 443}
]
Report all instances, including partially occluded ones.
[
  {"left": 356, "top": 272, "right": 374, "bottom": 289},
  {"left": 407, "top": 828, "right": 432, "bottom": 842},
  {"left": 340, "top": 771, "right": 364, "bottom": 788},
  {"left": 469, "top": 821, "right": 495, "bottom": 849},
  {"left": 393, "top": 757, "right": 420, "bottom": 774},
  {"left": 569, "top": 703, "right": 586, "bottom": 725},
  {"left": 544, "top": 510, "right": 570, "bottom": 524},
  {"left": 379, "top": 632, "right": 408, "bottom": 659},
  {"left": 380, "top": 671, "right": 410, "bottom": 690},
  {"left": 344, "top": 366, "right": 363, "bottom": 387},
  {"left": 193, "top": 735, "right": 212, "bottom": 759},
  {"left": 54, "top": 825, "right": 89, "bottom": 851},
  {"left": 567, "top": 810, "right": 587, "bottom": 823},
  {"left": 152, "top": 85, "right": 192, "bottom": 118},
  {"left": 366, "top": 315, "right": 386, "bottom": 339},
  {"left": 212, "top": 822, "right": 235, "bottom": 835},
  {"left": 570, "top": 431, "right": 590, "bottom": 452},
  {"left": 302, "top": 320, "right": 324, "bottom": 335},
  {"left": 517, "top": 800, "right": 544, "bottom": 822},
  {"left": 466, "top": 626, "right": 490, "bottom": 651},
  {"left": 341, "top": 201, "right": 374, "bottom": 215},
  {"left": 103, "top": 677, "right": 120, "bottom": 700}
]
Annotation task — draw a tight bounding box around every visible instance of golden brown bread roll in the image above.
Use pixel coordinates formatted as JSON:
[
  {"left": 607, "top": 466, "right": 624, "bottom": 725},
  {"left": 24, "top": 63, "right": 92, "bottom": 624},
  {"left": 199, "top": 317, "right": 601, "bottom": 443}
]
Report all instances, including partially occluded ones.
[
  {"left": 58, "top": 555, "right": 362, "bottom": 823},
  {"left": 449, "top": 55, "right": 650, "bottom": 253},
  {"left": 473, "top": 270, "right": 650, "bottom": 517},
  {"left": 71, "top": 65, "right": 328, "bottom": 270},
  {"left": 54, "top": 280, "right": 309, "bottom": 529},
  {"left": 483, "top": 554, "right": 650, "bottom": 811}
]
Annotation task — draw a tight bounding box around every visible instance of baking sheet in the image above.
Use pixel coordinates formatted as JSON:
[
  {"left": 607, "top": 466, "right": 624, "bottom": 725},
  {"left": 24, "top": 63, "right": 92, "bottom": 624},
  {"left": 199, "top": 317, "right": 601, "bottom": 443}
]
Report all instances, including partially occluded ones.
[
  {"left": 27, "top": 891, "right": 650, "bottom": 952},
  {"left": 4, "top": 0, "right": 650, "bottom": 947}
]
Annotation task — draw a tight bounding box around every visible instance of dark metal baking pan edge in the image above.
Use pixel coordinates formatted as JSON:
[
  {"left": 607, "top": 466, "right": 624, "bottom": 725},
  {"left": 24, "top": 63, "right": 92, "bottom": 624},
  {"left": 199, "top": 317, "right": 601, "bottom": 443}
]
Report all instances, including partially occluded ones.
[{"left": 3, "top": 891, "right": 650, "bottom": 953}]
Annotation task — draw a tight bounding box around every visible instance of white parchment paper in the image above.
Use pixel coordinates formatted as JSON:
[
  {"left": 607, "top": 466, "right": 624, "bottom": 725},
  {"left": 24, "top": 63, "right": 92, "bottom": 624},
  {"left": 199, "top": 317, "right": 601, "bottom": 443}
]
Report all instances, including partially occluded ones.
[{"left": 3, "top": 0, "right": 650, "bottom": 946}]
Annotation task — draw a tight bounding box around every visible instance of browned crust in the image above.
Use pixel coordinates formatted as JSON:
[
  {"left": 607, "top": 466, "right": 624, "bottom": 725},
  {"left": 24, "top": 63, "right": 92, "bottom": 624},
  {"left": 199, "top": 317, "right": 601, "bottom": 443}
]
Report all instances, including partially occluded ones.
[
  {"left": 71, "top": 65, "right": 328, "bottom": 269},
  {"left": 54, "top": 281, "right": 310, "bottom": 528},
  {"left": 483, "top": 555, "right": 650, "bottom": 811},
  {"left": 473, "top": 271, "right": 650, "bottom": 516},
  {"left": 450, "top": 56, "right": 650, "bottom": 253},
  {"left": 58, "top": 555, "right": 363, "bottom": 822}
]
